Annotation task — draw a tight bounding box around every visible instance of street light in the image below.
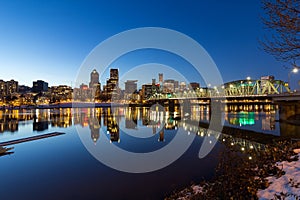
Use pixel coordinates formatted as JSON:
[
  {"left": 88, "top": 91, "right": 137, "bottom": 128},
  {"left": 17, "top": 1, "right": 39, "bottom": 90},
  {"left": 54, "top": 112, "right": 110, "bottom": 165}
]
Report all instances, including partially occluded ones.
[
  {"left": 292, "top": 68, "right": 298, "bottom": 73},
  {"left": 288, "top": 67, "right": 299, "bottom": 90}
]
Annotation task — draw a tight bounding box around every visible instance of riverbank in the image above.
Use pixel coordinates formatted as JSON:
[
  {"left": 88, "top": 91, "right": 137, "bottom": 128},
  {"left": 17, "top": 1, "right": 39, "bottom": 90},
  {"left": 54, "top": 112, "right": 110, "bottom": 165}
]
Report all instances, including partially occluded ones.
[
  {"left": 257, "top": 148, "right": 300, "bottom": 199},
  {"left": 165, "top": 140, "right": 300, "bottom": 200}
]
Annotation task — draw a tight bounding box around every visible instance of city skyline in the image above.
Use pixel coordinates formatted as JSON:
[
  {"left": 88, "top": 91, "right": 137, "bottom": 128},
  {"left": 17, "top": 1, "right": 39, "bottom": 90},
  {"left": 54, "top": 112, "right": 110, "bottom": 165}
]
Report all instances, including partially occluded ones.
[
  {"left": 1, "top": 1, "right": 298, "bottom": 89},
  {"left": 1, "top": 1, "right": 299, "bottom": 199}
]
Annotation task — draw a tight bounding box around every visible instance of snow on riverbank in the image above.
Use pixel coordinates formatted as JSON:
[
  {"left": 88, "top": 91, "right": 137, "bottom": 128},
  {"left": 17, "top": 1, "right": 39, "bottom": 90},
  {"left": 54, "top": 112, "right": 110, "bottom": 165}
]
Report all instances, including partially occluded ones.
[
  {"left": 168, "top": 185, "right": 204, "bottom": 200},
  {"left": 257, "top": 149, "right": 300, "bottom": 199}
]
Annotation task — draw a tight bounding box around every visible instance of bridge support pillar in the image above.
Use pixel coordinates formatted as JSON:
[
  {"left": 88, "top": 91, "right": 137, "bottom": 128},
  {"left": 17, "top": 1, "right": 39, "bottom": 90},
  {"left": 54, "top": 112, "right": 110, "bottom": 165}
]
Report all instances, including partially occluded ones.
[
  {"left": 277, "top": 101, "right": 300, "bottom": 122},
  {"left": 182, "top": 99, "right": 191, "bottom": 116},
  {"left": 169, "top": 99, "right": 175, "bottom": 113},
  {"left": 209, "top": 99, "right": 223, "bottom": 130}
]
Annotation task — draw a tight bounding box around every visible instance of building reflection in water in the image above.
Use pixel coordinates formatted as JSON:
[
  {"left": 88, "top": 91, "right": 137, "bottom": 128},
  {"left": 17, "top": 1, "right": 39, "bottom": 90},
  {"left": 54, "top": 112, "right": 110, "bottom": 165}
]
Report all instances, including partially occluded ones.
[
  {"left": 89, "top": 117, "right": 100, "bottom": 143},
  {"left": 125, "top": 107, "right": 137, "bottom": 129},
  {"left": 190, "top": 105, "right": 210, "bottom": 122},
  {"left": 225, "top": 112, "right": 256, "bottom": 126},
  {"left": 33, "top": 109, "right": 49, "bottom": 131},
  {"left": 165, "top": 116, "right": 177, "bottom": 130},
  {"left": 0, "top": 109, "right": 37, "bottom": 133},
  {"left": 0, "top": 104, "right": 299, "bottom": 143},
  {"left": 142, "top": 107, "right": 149, "bottom": 126},
  {"left": 262, "top": 113, "right": 276, "bottom": 131},
  {"left": 123, "top": 106, "right": 173, "bottom": 142},
  {"left": 73, "top": 108, "right": 102, "bottom": 143},
  {"left": 0, "top": 110, "right": 19, "bottom": 133},
  {"left": 50, "top": 108, "right": 72, "bottom": 128},
  {"left": 225, "top": 104, "right": 276, "bottom": 113},
  {"left": 159, "top": 129, "right": 164, "bottom": 142},
  {"left": 106, "top": 108, "right": 120, "bottom": 143},
  {"left": 222, "top": 104, "right": 277, "bottom": 131},
  {"left": 148, "top": 105, "right": 164, "bottom": 134}
]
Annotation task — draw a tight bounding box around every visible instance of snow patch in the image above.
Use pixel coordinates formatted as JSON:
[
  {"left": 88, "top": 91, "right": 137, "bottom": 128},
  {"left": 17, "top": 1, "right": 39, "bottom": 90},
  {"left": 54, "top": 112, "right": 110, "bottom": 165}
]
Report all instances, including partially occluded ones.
[{"left": 257, "top": 150, "right": 300, "bottom": 199}]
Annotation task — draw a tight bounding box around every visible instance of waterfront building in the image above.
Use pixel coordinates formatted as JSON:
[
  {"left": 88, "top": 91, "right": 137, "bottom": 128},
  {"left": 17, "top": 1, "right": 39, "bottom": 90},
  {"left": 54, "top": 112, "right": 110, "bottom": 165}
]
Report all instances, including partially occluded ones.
[
  {"left": 159, "top": 73, "right": 163, "bottom": 83},
  {"left": 124, "top": 80, "right": 137, "bottom": 100},
  {"left": 50, "top": 85, "right": 73, "bottom": 103},
  {"left": 73, "top": 84, "right": 92, "bottom": 101},
  {"left": 110, "top": 68, "right": 119, "bottom": 80},
  {"left": 89, "top": 69, "right": 101, "bottom": 100},
  {"left": 32, "top": 80, "right": 48, "bottom": 93},
  {"left": 6, "top": 79, "right": 19, "bottom": 96},
  {"left": 174, "top": 81, "right": 179, "bottom": 92},
  {"left": 179, "top": 81, "right": 187, "bottom": 91},
  {"left": 89, "top": 69, "right": 100, "bottom": 88},
  {"left": 0, "top": 79, "right": 19, "bottom": 97},
  {"left": 163, "top": 79, "right": 175, "bottom": 93},
  {"left": 141, "top": 83, "right": 159, "bottom": 100},
  {"left": 104, "top": 68, "right": 119, "bottom": 100},
  {"left": 0, "top": 80, "right": 6, "bottom": 99},
  {"left": 189, "top": 82, "right": 200, "bottom": 91},
  {"left": 158, "top": 73, "right": 163, "bottom": 92},
  {"left": 18, "top": 85, "right": 31, "bottom": 94},
  {"left": 0, "top": 79, "right": 19, "bottom": 104}
]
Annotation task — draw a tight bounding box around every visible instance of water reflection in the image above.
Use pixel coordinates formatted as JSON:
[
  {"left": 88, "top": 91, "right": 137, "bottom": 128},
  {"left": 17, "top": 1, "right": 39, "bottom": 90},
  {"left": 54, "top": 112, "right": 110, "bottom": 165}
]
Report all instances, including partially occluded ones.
[
  {"left": 262, "top": 114, "right": 276, "bottom": 131},
  {"left": 89, "top": 117, "right": 100, "bottom": 143},
  {"left": 223, "top": 109, "right": 278, "bottom": 134},
  {"left": 1, "top": 105, "right": 299, "bottom": 200},
  {"left": 0, "top": 104, "right": 299, "bottom": 141},
  {"left": 107, "top": 108, "right": 120, "bottom": 143},
  {"left": 0, "top": 110, "right": 22, "bottom": 133},
  {"left": 125, "top": 107, "right": 137, "bottom": 129}
]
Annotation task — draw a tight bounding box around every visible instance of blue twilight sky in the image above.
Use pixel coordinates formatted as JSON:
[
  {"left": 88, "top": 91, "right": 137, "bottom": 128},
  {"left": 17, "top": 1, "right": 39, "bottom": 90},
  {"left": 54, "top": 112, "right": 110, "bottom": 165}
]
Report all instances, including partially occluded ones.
[{"left": 0, "top": 0, "right": 298, "bottom": 89}]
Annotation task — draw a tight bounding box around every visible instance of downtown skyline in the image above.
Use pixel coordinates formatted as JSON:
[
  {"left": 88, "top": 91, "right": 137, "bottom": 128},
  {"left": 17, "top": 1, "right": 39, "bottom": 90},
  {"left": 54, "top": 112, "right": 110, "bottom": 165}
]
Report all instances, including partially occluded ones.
[{"left": 0, "top": 0, "right": 298, "bottom": 88}]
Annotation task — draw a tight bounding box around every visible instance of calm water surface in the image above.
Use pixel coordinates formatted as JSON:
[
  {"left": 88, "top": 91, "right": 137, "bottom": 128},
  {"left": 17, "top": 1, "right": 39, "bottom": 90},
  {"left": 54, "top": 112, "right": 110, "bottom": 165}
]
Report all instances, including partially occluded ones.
[{"left": 0, "top": 105, "right": 298, "bottom": 200}]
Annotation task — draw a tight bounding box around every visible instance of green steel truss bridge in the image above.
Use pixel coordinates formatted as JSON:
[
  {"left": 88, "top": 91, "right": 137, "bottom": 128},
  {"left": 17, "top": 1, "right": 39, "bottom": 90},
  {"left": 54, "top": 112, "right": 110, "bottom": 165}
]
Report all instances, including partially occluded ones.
[{"left": 148, "top": 79, "right": 290, "bottom": 100}]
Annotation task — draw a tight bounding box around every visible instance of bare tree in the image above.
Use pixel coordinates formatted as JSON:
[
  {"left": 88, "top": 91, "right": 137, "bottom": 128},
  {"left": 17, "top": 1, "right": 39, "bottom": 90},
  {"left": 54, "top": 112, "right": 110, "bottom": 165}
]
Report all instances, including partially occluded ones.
[{"left": 261, "top": 0, "right": 300, "bottom": 67}]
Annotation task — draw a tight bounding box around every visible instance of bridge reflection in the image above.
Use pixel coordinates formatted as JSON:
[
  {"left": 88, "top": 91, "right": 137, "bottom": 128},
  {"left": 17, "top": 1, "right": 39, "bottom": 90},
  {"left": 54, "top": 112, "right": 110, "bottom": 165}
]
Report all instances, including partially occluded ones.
[
  {"left": 180, "top": 122, "right": 266, "bottom": 159},
  {"left": 0, "top": 106, "right": 299, "bottom": 144}
]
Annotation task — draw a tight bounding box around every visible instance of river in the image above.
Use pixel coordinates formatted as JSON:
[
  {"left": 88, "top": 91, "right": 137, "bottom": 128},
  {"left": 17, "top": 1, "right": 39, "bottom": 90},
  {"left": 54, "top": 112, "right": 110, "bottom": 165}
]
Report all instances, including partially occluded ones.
[{"left": 0, "top": 105, "right": 299, "bottom": 199}]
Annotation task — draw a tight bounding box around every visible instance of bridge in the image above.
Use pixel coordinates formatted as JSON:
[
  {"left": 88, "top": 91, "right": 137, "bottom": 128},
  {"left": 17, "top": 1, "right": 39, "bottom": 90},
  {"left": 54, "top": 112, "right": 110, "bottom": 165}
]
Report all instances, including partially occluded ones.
[
  {"left": 271, "top": 92, "right": 300, "bottom": 123},
  {"left": 145, "top": 78, "right": 300, "bottom": 125},
  {"left": 148, "top": 78, "right": 290, "bottom": 100}
]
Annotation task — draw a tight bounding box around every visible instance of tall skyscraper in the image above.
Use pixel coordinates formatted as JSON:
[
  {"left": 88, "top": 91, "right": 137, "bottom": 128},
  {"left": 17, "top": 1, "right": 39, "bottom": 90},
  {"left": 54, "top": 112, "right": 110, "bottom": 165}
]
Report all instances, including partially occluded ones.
[
  {"left": 0, "top": 80, "right": 5, "bottom": 98},
  {"left": 125, "top": 80, "right": 137, "bottom": 94},
  {"left": 105, "top": 68, "right": 119, "bottom": 100},
  {"left": 159, "top": 73, "right": 163, "bottom": 83},
  {"left": 0, "top": 79, "right": 19, "bottom": 98},
  {"left": 158, "top": 73, "right": 163, "bottom": 92},
  {"left": 110, "top": 68, "right": 118, "bottom": 80},
  {"left": 89, "top": 69, "right": 101, "bottom": 100},
  {"left": 89, "top": 69, "right": 100, "bottom": 88}
]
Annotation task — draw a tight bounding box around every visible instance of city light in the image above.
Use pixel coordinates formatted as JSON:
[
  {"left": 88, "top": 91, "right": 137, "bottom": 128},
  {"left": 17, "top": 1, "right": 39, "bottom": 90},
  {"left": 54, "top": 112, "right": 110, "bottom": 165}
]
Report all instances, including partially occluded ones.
[
  {"left": 292, "top": 68, "right": 298, "bottom": 73},
  {"left": 1, "top": 1, "right": 299, "bottom": 199}
]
